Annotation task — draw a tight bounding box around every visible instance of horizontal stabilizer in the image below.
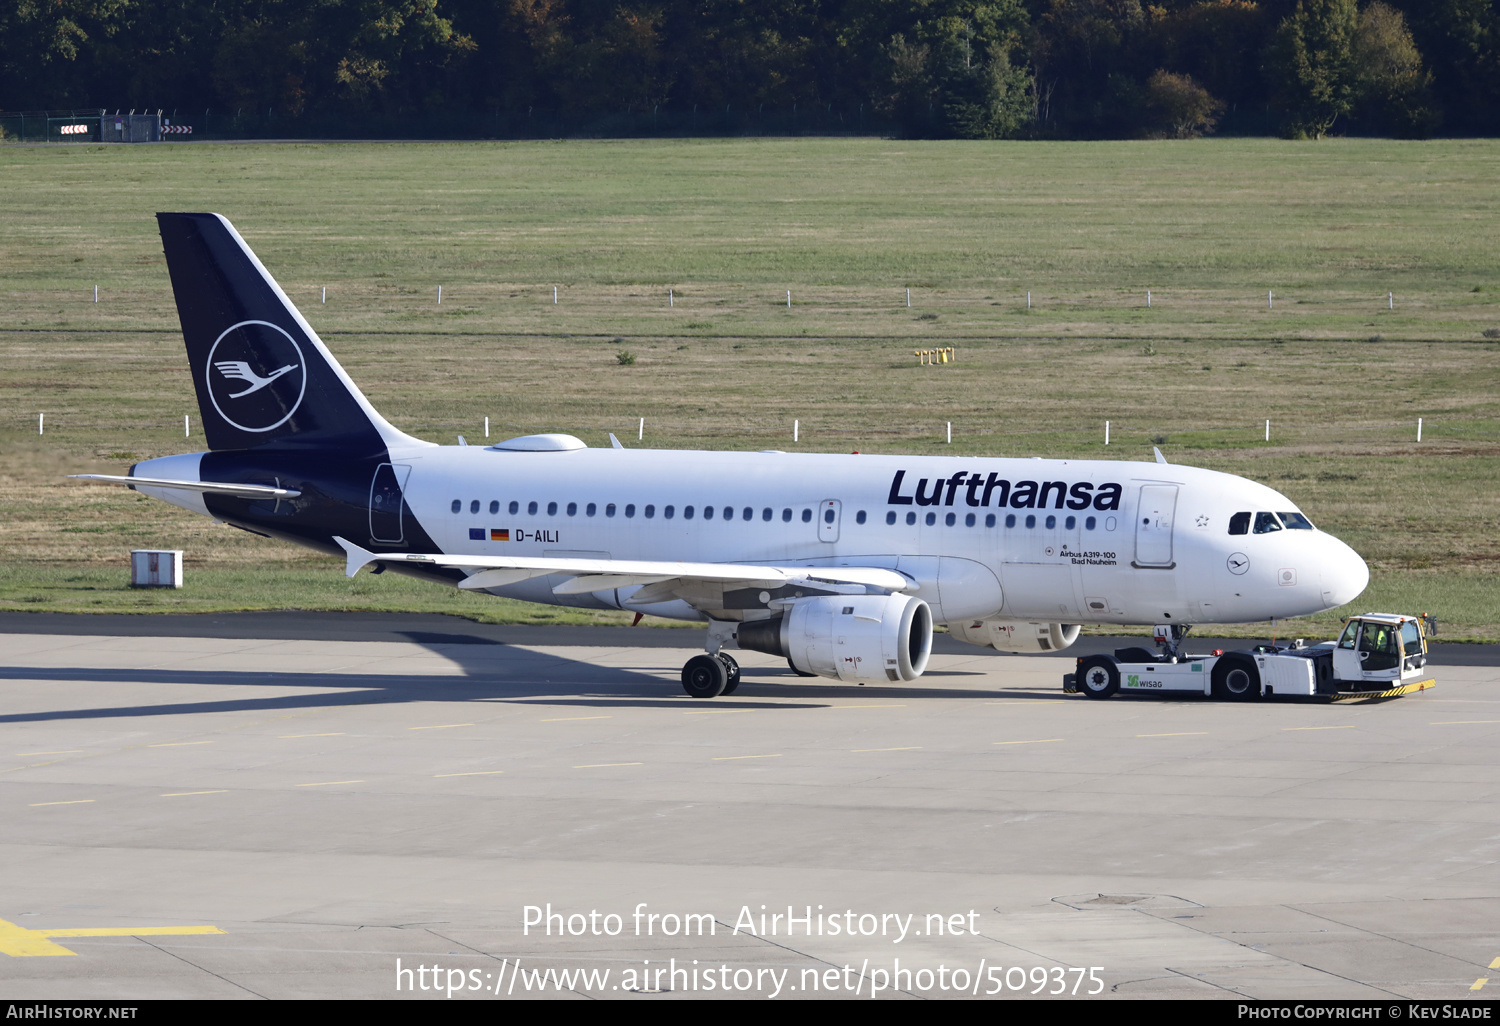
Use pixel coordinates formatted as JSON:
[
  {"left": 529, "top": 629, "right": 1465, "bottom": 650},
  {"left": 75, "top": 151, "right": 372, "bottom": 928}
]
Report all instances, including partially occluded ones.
[{"left": 70, "top": 474, "right": 301, "bottom": 499}]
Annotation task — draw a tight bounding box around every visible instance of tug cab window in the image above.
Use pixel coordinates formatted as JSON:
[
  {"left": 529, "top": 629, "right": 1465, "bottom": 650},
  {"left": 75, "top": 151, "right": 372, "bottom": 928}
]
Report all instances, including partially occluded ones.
[
  {"left": 1253, "top": 512, "right": 1283, "bottom": 534},
  {"left": 1229, "top": 512, "right": 1251, "bottom": 535},
  {"left": 1359, "top": 622, "right": 1399, "bottom": 671}
]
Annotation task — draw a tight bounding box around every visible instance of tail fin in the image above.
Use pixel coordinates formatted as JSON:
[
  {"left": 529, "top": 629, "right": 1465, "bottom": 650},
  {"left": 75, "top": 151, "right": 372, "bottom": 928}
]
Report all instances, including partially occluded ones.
[{"left": 156, "top": 213, "right": 428, "bottom": 453}]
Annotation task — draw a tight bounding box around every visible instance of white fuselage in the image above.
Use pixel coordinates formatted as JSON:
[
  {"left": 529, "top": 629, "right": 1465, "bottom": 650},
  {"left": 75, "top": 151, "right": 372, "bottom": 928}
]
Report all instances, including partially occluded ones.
[{"left": 381, "top": 444, "right": 1369, "bottom": 627}]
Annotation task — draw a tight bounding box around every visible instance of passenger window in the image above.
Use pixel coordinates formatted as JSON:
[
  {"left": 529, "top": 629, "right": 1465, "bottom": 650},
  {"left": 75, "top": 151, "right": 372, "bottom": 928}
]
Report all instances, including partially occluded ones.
[
  {"left": 1045, "top": 515, "right": 1056, "bottom": 529},
  {"left": 586, "top": 503, "right": 596, "bottom": 517},
  {"left": 626, "top": 504, "right": 636, "bottom": 518},
  {"left": 489, "top": 500, "right": 499, "bottom": 514},
  {"left": 644, "top": 504, "right": 655, "bottom": 519},
  {"left": 664, "top": 505, "right": 675, "bottom": 519},
  {"left": 451, "top": 499, "right": 461, "bottom": 514},
  {"left": 985, "top": 513, "right": 995, "bottom": 527},
  {"left": 527, "top": 501, "right": 538, "bottom": 515},
  {"left": 801, "top": 508, "right": 812, "bottom": 523},
  {"left": 1065, "top": 515, "right": 1075, "bottom": 529},
  {"left": 1279, "top": 511, "right": 1314, "bottom": 530},
  {"left": 684, "top": 505, "right": 694, "bottom": 520},
  {"left": 743, "top": 507, "right": 753, "bottom": 521},
  {"left": 724, "top": 507, "right": 733, "bottom": 521},
  {"left": 886, "top": 511, "right": 897, "bottom": 525},
  {"left": 856, "top": 510, "right": 867, "bottom": 525},
  {"left": 1229, "top": 511, "right": 1251, "bottom": 535},
  {"left": 965, "top": 513, "right": 975, "bottom": 527},
  {"left": 509, "top": 500, "right": 519, "bottom": 515},
  {"left": 703, "top": 506, "right": 713, "bottom": 520},
  {"left": 1025, "top": 514, "right": 1036, "bottom": 529},
  {"left": 1253, "top": 512, "right": 1283, "bottom": 534},
  {"left": 1085, "top": 516, "right": 1095, "bottom": 530},
  {"left": 905, "top": 512, "right": 916, "bottom": 526},
  {"left": 945, "top": 512, "right": 955, "bottom": 526},
  {"left": 547, "top": 501, "right": 558, "bottom": 516},
  {"left": 566, "top": 502, "right": 577, "bottom": 517},
  {"left": 824, "top": 509, "right": 835, "bottom": 524},
  {"left": 782, "top": 508, "right": 792, "bottom": 522},
  {"left": 1005, "top": 514, "right": 1016, "bottom": 528},
  {"left": 925, "top": 512, "right": 936, "bottom": 526},
  {"left": 762, "top": 508, "right": 773, "bottom": 522},
  {"left": 470, "top": 500, "right": 480, "bottom": 514},
  {"left": 606, "top": 503, "right": 616, "bottom": 517}
]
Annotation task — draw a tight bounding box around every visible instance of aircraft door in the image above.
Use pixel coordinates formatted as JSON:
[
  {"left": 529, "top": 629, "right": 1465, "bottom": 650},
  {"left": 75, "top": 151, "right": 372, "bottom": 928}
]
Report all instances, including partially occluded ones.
[
  {"left": 1134, "top": 484, "right": 1177, "bottom": 567},
  {"left": 818, "top": 499, "right": 841, "bottom": 543},
  {"left": 369, "top": 463, "right": 411, "bottom": 544}
]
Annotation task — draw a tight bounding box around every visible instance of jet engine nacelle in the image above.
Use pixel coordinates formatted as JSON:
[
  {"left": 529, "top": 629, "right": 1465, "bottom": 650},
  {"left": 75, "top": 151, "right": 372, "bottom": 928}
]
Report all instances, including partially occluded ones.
[
  {"left": 737, "top": 594, "right": 933, "bottom": 682},
  {"left": 949, "top": 620, "right": 1081, "bottom": 654}
]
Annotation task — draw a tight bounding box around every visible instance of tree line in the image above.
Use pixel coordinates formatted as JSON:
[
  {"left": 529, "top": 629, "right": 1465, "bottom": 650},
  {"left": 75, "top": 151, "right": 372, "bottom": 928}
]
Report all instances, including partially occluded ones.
[{"left": 3, "top": 0, "right": 1496, "bottom": 139}]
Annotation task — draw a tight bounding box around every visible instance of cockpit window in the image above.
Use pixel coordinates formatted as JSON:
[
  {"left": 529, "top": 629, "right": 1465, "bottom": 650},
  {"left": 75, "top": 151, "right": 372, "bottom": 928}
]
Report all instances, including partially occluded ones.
[
  {"left": 1278, "top": 511, "right": 1314, "bottom": 530},
  {"left": 1253, "top": 512, "right": 1283, "bottom": 534},
  {"left": 1229, "top": 512, "right": 1250, "bottom": 535}
]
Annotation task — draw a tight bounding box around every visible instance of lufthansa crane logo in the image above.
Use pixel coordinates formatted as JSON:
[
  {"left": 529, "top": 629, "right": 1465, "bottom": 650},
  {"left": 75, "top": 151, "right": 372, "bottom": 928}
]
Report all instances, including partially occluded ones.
[{"left": 205, "top": 321, "right": 306, "bottom": 433}]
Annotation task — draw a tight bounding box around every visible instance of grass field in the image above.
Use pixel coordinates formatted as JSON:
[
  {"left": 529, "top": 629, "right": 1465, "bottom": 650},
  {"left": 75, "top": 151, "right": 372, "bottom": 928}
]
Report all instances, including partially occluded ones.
[{"left": 2, "top": 138, "right": 1497, "bottom": 639}]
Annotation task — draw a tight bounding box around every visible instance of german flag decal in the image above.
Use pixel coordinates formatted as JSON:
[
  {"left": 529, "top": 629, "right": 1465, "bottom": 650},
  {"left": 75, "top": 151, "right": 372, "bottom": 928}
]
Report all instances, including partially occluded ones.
[{"left": 491, "top": 528, "right": 509, "bottom": 541}]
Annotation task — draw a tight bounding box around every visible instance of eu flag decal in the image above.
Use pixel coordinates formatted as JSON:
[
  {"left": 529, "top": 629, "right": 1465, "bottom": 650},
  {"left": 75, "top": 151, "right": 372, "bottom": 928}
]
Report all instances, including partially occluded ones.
[{"left": 468, "top": 528, "right": 485, "bottom": 540}]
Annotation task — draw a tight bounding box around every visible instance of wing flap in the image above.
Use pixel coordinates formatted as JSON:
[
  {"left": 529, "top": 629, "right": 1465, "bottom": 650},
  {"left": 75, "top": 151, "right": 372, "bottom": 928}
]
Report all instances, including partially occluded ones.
[{"left": 333, "top": 537, "right": 913, "bottom": 593}]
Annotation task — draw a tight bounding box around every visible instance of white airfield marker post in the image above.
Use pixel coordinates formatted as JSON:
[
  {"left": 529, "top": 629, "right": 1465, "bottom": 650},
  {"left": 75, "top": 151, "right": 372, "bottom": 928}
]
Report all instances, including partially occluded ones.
[
  {"left": 1417, "top": 417, "right": 1423, "bottom": 442},
  {"left": 794, "top": 419, "right": 799, "bottom": 442},
  {"left": 185, "top": 415, "right": 190, "bottom": 438},
  {"left": 638, "top": 417, "right": 644, "bottom": 441},
  {"left": 1105, "top": 421, "right": 1110, "bottom": 446},
  {"left": 1266, "top": 419, "right": 1271, "bottom": 442}
]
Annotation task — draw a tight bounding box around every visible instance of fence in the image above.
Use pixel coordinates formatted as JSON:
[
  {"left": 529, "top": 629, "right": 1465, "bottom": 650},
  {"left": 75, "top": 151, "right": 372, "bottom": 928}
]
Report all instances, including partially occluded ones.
[
  {"left": 0, "top": 105, "right": 892, "bottom": 143},
  {"left": 0, "top": 110, "right": 173, "bottom": 144}
]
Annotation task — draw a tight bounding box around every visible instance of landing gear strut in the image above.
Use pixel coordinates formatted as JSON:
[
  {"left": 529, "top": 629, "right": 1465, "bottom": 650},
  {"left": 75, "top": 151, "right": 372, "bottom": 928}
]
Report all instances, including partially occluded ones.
[{"left": 681, "top": 621, "right": 742, "bottom": 698}]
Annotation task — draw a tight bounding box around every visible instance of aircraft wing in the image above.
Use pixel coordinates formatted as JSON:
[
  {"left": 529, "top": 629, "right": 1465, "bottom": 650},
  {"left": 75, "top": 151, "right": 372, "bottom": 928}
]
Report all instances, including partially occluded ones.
[
  {"left": 334, "top": 537, "right": 914, "bottom": 598},
  {"left": 70, "top": 474, "right": 302, "bottom": 499}
]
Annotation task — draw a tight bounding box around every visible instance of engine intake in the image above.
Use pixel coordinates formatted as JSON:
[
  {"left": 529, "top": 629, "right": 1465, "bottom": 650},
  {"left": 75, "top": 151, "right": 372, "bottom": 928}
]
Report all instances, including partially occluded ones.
[
  {"left": 949, "top": 620, "right": 1081, "bottom": 653},
  {"left": 737, "top": 594, "right": 932, "bottom": 682}
]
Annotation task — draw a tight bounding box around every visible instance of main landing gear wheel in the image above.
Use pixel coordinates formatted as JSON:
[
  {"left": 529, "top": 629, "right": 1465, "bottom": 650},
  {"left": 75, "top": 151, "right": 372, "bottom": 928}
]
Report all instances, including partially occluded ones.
[
  {"left": 682, "top": 654, "right": 729, "bottom": 698},
  {"left": 717, "top": 653, "right": 741, "bottom": 695},
  {"left": 1212, "top": 657, "right": 1261, "bottom": 701},
  {"left": 1076, "top": 656, "right": 1119, "bottom": 699}
]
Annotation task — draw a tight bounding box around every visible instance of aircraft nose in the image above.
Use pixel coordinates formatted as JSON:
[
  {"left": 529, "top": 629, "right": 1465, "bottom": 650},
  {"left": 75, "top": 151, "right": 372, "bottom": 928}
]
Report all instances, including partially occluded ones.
[{"left": 1319, "top": 535, "right": 1369, "bottom": 609}]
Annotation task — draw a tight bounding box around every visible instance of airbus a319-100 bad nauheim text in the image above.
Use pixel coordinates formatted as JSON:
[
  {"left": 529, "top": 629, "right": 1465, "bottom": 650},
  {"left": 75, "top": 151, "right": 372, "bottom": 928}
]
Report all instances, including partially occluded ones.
[{"left": 75, "top": 214, "right": 1370, "bottom": 698}]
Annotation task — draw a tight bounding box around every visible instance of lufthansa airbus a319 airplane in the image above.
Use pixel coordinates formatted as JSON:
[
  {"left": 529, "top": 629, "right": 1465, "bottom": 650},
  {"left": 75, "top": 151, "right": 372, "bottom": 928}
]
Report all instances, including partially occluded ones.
[{"left": 77, "top": 214, "right": 1370, "bottom": 697}]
